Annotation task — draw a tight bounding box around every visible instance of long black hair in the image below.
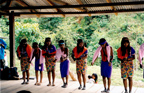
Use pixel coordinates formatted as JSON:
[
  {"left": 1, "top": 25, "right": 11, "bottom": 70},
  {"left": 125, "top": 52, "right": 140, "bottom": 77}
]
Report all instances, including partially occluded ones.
[
  {"left": 19, "top": 39, "right": 27, "bottom": 50},
  {"left": 121, "top": 37, "right": 131, "bottom": 56},
  {"left": 43, "top": 37, "right": 52, "bottom": 50},
  {"left": 77, "top": 39, "right": 84, "bottom": 53},
  {"left": 92, "top": 73, "right": 98, "bottom": 83}
]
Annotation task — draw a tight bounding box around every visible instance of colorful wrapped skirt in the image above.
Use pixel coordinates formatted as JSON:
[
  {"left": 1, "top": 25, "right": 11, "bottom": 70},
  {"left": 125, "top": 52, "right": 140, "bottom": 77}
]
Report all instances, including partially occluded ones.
[
  {"left": 60, "top": 59, "right": 69, "bottom": 78},
  {"left": 101, "top": 61, "right": 112, "bottom": 78},
  {"left": 76, "top": 59, "right": 87, "bottom": 74},
  {"left": 121, "top": 61, "right": 134, "bottom": 79},
  {"left": 20, "top": 57, "right": 30, "bottom": 71},
  {"left": 45, "top": 57, "right": 56, "bottom": 72}
]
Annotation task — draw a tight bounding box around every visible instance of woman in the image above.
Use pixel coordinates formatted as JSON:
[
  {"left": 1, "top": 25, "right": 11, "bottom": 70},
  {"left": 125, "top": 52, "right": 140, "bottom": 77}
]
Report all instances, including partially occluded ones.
[
  {"left": 117, "top": 37, "right": 135, "bottom": 93},
  {"left": 17, "top": 39, "right": 32, "bottom": 84},
  {"left": 72, "top": 39, "right": 88, "bottom": 90},
  {"left": 42, "top": 37, "right": 56, "bottom": 86},
  {"left": 30, "top": 42, "right": 44, "bottom": 85},
  {"left": 55, "top": 40, "right": 69, "bottom": 88},
  {"left": 91, "top": 38, "right": 113, "bottom": 93}
]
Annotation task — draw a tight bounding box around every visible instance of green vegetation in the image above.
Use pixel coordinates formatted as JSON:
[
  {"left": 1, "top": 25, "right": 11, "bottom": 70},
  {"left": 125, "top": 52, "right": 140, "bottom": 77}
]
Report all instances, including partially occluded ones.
[
  {"left": 1, "top": 13, "right": 144, "bottom": 67},
  {"left": 0, "top": 13, "right": 144, "bottom": 87}
]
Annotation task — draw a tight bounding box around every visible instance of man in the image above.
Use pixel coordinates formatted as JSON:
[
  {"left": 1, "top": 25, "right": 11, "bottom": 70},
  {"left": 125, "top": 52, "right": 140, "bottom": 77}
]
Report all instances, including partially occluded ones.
[{"left": 0, "top": 38, "right": 7, "bottom": 71}]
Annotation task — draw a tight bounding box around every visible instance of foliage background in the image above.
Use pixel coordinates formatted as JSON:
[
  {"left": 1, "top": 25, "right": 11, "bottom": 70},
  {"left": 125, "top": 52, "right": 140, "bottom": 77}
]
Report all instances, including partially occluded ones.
[
  {"left": 1, "top": 13, "right": 144, "bottom": 68},
  {"left": 1, "top": 13, "right": 144, "bottom": 87}
]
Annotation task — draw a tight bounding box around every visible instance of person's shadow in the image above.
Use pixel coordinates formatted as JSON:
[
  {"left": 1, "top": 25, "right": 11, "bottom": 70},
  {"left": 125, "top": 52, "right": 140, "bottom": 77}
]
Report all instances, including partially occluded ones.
[{"left": 17, "top": 90, "right": 31, "bottom": 93}]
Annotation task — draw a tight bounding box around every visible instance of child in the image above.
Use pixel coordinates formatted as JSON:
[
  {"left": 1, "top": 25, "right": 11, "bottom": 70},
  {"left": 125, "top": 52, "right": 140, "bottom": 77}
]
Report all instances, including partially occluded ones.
[
  {"left": 92, "top": 73, "right": 98, "bottom": 84},
  {"left": 87, "top": 75, "right": 94, "bottom": 84},
  {"left": 87, "top": 73, "right": 98, "bottom": 84},
  {"left": 55, "top": 40, "right": 70, "bottom": 88},
  {"left": 91, "top": 38, "right": 113, "bottom": 93},
  {"left": 30, "top": 42, "right": 44, "bottom": 85}
]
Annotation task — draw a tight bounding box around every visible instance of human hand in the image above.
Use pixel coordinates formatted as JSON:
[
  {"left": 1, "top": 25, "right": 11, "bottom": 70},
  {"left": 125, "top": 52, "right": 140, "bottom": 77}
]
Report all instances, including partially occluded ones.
[
  {"left": 18, "top": 57, "right": 21, "bottom": 60},
  {"left": 108, "top": 62, "right": 111, "bottom": 66},
  {"left": 28, "top": 60, "right": 31, "bottom": 63},
  {"left": 140, "top": 64, "right": 143, "bottom": 68},
  {"left": 0, "top": 44, "right": 3, "bottom": 47},
  {"left": 91, "top": 62, "right": 94, "bottom": 66},
  {"left": 53, "top": 59, "right": 57, "bottom": 63},
  {"left": 76, "top": 58, "right": 81, "bottom": 60},
  {"left": 122, "top": 58, "right": 127, "bottom": 63}
]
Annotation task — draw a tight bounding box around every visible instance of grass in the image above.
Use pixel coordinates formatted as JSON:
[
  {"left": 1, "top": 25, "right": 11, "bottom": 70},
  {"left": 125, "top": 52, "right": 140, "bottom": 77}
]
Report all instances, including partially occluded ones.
[{"left": 5, "top": 50, "right": 144, "bottom": 87}]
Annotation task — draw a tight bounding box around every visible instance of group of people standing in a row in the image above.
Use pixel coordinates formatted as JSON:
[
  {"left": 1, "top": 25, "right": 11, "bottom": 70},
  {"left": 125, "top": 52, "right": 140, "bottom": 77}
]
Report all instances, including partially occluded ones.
[{"left": 15, "top": 37, "right": 144, "bottom": 93}]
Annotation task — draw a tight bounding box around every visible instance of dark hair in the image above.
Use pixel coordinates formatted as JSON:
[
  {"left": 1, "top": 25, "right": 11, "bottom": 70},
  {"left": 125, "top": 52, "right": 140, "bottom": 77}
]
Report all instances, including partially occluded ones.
[
  {"left": 88, "top": 75, "right": 92, "bottom": 79},
  {"left": 99, "top": 38, "right": 106, "bottom": 44},
  {"left": 32, "top": 42, "right": 38, "bottom": 48},
  {"left": 58, "top": 40, "right": 65, "bottom": 46},
  {"left": 44, "top": 37, "right": 51, "bottom": 45},
  {"left": 43, "top": 37, "right": 52, "bottom": 50},
  {"left": 121, "top": 37, "right": 131, "bottom": 56},
  {"left": 21, "top": 39, "right": 27, "bottom": 44},
  {"left": 92, "top": 73, "right": 98, "bottom": 83},
  {"left": 58, "top": 40, "right": 68, "bottom": 54},
  {"left": 99, "top": 38, "right": 109, "bottom": 46},
  {"left": 77, "top": 39, "right": 84, "bottom": 53},
  {"left": 19, "top": 39, "right": 27, "bottom": 50}
]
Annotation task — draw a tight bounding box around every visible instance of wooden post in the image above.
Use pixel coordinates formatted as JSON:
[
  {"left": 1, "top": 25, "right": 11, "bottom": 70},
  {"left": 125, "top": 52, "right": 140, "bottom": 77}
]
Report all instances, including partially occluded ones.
[{"left": 9, "top": 11, "right": 15, "bottom": 67}]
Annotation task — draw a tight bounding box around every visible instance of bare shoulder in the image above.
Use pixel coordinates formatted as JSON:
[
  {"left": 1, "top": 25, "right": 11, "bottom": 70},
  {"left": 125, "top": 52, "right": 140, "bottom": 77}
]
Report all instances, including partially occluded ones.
[{"left": 110, "top": 46, "right": 113, "bottom": 50}]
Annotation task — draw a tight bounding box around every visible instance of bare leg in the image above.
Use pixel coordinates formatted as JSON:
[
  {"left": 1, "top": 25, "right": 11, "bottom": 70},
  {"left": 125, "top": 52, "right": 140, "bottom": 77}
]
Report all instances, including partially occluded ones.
[
  {"left": 107, "top": 77, "right": 111, "bottom": 90},
  {"left": 82, "top": 74, "right": 86, "bottom": 87},
  {"left": 40, "top": 71, "right": 43, "bottom": 83},
  {"left": 102, "top": 76, "right": 106, "bottom": 90},
  {"left": 77, "top": 73, "right": 82, "bottom": 89},
  {"left": 61, "top": 77, "right": 65, "bottom": 87},
  {"left": 128, "top": 77, "right": 133, "bottom": 92},
  {"left": 52, "top": 70, "right": 55, "bottom": 86},
  {"left": 47, "top": 71, "right": 51, "bottom": 86},
  {"left": 35, "top": 70, "right": 38, "bottom": 85},
  {"left": 26, "top": 70, "right": 30, "bottom": 84},
  {"left": 123, "top": 79, "right": 127, "bottom": 92},
  {"left": 62, "top": 77, "right": 65, "bottom": 84},
  {"left": 66, "top": 75, "right": 69, "bottom": 85},
  {"left": 82, "top": 74, "right": 86, "bottom": 90},
  {"left": 22, "top": 71, "right": 26, "bottom": 84},
  {"left": 36, "top": 70, "right": 38, "bottom": 82}
]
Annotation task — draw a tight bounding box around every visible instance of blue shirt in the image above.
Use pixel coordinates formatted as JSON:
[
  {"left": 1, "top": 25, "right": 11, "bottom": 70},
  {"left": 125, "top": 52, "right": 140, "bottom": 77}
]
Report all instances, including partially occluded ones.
[
  {"left": 0, "top": 39, "right": 7, "bottom": 59},
  {"left": 127, "top": 47, "right": 135, "bottom": 58}
]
